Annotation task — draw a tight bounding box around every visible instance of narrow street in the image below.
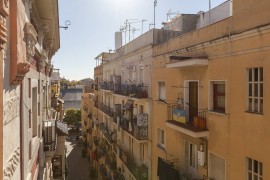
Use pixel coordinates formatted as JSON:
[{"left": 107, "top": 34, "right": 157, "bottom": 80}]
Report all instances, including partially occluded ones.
[{"left": 66, "top": 135, "right": 90, "bottom": 180}]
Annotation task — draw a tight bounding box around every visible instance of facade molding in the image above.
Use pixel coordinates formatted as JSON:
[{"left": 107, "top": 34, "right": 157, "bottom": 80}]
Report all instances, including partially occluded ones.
[{"left": 3, "top": 147, "right": 20, "bottom": 180}]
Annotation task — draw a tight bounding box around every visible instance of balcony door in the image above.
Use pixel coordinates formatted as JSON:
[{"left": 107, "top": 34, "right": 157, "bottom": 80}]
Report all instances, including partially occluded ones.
[{"left": 185, "top": 81, "right": 198, "bottom": 122}]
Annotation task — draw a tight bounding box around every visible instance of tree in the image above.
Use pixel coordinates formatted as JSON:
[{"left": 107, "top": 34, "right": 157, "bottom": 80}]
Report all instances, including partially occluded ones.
[{"left": 63, "top": 108, "right": 81, "bottom": 125}]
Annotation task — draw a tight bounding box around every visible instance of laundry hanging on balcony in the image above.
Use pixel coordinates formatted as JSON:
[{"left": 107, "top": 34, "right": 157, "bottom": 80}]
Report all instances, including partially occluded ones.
[
  {"left": 122, "top": 99, "right": 133, "bottom": 111},
  {"left": 128, "top": 121, "right": 133, "bottom": 132},
  {"left": 137, "top": 113, "right": 148, "bottom": 126}
]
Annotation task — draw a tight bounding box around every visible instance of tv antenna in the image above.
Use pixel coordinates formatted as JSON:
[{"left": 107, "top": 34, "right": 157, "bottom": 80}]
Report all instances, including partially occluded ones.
[
  {"left": 166, "top": 9, "right": 179, "bottom": 21},
  {"left": 141, "top": 19, "right": 147, "bottom": 34}
]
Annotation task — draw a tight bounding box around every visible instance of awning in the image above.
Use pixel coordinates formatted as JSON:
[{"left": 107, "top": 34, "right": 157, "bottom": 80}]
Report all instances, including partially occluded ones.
[
  {"left": 56, "top": 120, "right": 68, "bottom": 136},
  {"left": 122, "top": 99, "right": 133, "bottom": 111}
]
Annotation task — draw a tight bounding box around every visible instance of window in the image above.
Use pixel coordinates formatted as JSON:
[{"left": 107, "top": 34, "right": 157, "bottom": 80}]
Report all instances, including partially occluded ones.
[
  {"left": 139, "top": 105, "right": 144, "bottom": 113},
  {"left": 140, "top": 144, "right": 145, "bottom": 161},
  {"left": 157, "top": 128, "right": 165, "bottom": 149},
  {"left": 158, "top": 82, "right": 166, "bottom": 101},
  {"left": 139, "top": 66, "right": 144, "bottom": 84},
  {"left": 29, "top": 140, "right": 32, "bottom": 159},
  {"left": 185, "top": 141, "right": 197, "bottom": 169},
  {"left": 248, "top": 67, "right": 263, "bottom": 113},
  {"left": 247, "top": 157, "right": 263, "bottom": 180},
  {"left": 209, "top": 153, "right": 226, "bottom": 180},
  {"left": 32, "top": 87, "right": 38, "bottom": 137},
  {"left": 213, "top": 82, "right": 225, "bottom": 113},
  {"left": 28, "top": 78, "right": 31, "bottom": 98},
  {"left": 29, "top": 110, "right": 31, "bottom": 128}
]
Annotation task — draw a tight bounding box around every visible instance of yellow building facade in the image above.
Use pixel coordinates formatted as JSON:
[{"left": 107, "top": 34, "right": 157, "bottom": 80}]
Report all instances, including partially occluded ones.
[{"left": 152, "top": 0, "right": 270, "bottom": 179}]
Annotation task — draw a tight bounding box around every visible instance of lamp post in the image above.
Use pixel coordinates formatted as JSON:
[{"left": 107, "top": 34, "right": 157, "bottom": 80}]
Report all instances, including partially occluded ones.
[{"left": 154, "top": 0, "right": 157, "bottom": 29}]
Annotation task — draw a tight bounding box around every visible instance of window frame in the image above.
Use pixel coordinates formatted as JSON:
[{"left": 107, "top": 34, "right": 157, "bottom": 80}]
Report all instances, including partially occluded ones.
[
  {"left": 158, "top": 81, "right": 166, "bottom": 101},
  {"left": 157, "top": 128, "right": 165, "bottom": 149},
  {"left": 247, "top": 67, "right": 263, "bottom": 114},
  {"left": 247, "top": 157, "right": 263, "bottom": 180},
  {"left": 213, "top": 82, "right": 225, "bottom": 113}
]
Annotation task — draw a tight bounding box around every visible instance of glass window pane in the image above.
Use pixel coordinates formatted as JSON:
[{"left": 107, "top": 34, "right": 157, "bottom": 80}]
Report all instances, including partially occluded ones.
[
  {"left": 249, "top": 69, "right": 253, "bottom": 82},
  {"left": 260, "top": 99, "right": 263, "bottom": 113},
  {"left": 254, "top": 99, "right": 258, "bottom": 112},
  {"left": 260, "top": 83, "right": 263, "bottom": 97},
  {"left": 254, "top": 175, "right": 258, "bottom": 180},
  {"left": 259, "top": 162, "right": 263, "bottom": 175},
  {"left": 260, "top": 68, "right": 263, "bottom": 82},
  {"left": 249, "top": 98, "right": 253, "bottom": 111},
  {"left": 254, "top": 68, "right": 258, "bottom": 82},
  {"left": 248, "top": 172, "right": 252, "bottom": 180},
  {"left": 248, "top": 158, "right": 252, "bottom": 171},
  {"left": 254, "top": 160, "right": 259, "bottom": 173},
  {"left": 254, "top": 83, "right": 258, "bottom": 97},
  {"left": 249, "top": 84, "right": 252, "bottom": 96}
]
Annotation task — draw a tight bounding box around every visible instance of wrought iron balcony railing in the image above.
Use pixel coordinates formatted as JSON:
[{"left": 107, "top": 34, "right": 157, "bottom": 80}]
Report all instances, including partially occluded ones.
[
  {"left": 121, "top": 113, "right": 148, "bottom": 140},
  {"left": 118, "top": 145, "right": 148, "bottom": 180},
  {"left": 167, "top": 105, "right": 208, "bottom": 135},
  {"left": 99, "top": 103, "right": 114, "bottom": 117},
  {"left": 43, "top": 120, "right": 56, "bottom": 152},
  {"left": 100, "top": 80, "right": 149, "bottom": 98}
]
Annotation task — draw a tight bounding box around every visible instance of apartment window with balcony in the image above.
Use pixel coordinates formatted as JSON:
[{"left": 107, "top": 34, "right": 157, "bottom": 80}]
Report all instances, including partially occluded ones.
[
  {"left": 140, "top": 144, "right": 145, "bottom": 162},
  {"left": 28, "top": 78, "right": 31, "bottom": 98},
  {"left": 248, "top": 67, "right": 263, "bottom": 113},
  {"left": 139, "top": 66, "right": 144, "bottom": 84},
  {"left": 139, "top": 105, "right": 144, "bottom": 113},
  {"left": 158, "top": 82, "right": 166, "bottom": 101},
  {"left": 157, "top": 128, "right": 165, "bottom": 149},
  {"left": 29, "top": 110, "right": 31, "bottom": 128},
  {"left": 122, "top": 69, "right": 125, "bottom": 82},
  {"left": 32, "top": 87, "right": 38, "bottom": 137},
  {"left": 29, "top": 140, "right": 32, "bottom": 159},
  {"left": 38, "top": 80, "right": 40, "bottom": 94},
  {"left": 247, "top": 157, "right": 263, "bottom": 180}
]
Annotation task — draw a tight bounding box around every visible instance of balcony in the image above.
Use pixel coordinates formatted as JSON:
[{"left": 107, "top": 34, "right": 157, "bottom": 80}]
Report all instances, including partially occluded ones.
[
  {"left": 121, "top": 113, "right": 148, "bottom": 141},
  {"left": 166, "top": 106, "right": 209, "bottom": 138},
  {"left": 100, "top": 80, "right": 149, "bottom": 99},
  {"left": 118, "top": 145, "right": 148, "bottom": 180},
  {"left": 102, "top": 127, "right": 117, "bottom": 144},
  {"left": 43, "top": 120, "right": 56, "bottom": 151},
  {"left": 100, "top": 81, "right": 114, "bottom": 91},
  {"left": 99, "top": 103, "right": 114, "bottom": 117},
  {"left": 116, "top": 83, "right": 148, "bottom": 98}
]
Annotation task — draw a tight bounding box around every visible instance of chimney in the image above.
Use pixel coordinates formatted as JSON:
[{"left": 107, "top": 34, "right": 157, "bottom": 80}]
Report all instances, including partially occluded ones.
[{"left": 115, "top": 31, "right": 122, "bottom": 50}]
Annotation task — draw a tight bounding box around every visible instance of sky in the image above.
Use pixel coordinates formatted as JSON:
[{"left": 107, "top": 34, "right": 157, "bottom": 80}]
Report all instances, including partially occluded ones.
[{"left": 53, "top": 0, "right": 225, "bottom": 81}]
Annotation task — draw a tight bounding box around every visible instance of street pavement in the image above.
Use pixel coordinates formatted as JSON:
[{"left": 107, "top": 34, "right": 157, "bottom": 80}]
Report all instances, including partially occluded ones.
[{"left": 66, "top": 135, "right": 90, "bottom": 180}]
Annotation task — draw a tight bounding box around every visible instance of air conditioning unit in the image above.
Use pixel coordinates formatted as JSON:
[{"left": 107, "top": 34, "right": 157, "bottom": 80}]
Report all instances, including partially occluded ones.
[{"left": 198, "top": 150, "right": 205, "bottom": 166}]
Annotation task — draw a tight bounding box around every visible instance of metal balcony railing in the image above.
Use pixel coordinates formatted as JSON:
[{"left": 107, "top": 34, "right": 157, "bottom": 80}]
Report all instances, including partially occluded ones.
[
  {"left": 118, "top": 145, "right": 148, "bottom": 180},
  {"left": 116, "top": 84, "right": 148, "bottom": 98},
  {"left": 43, "top": 120, "right": 56, "bottom": 151},
  {"left": 121, "top": 113, "right": 148, "bottom": 140},
  {"left": 168, "top": 105, "right": 207, "bottom": 131},
  {"left": 100, "top": 80, "right": 149, "bottom": 98},
  {"left": 99, "top": 103, "right": 114, "bottom": 117}
]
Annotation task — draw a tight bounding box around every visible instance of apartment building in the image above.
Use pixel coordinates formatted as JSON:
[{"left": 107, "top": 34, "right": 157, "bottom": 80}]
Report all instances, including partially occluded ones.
[
  {"left": 84, "top": 29, "right": 181, "bottom": 180},
  {"left": 152, "top": 0, "right": 270, "bottom": 180},
  {"left": 2, "top": 0, "right": 67, "bottom": 179}
]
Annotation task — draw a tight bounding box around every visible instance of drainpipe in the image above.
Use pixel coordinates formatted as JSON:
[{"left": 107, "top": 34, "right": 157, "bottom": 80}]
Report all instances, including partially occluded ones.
[{"left": 20, "top": 81, "right": 25, "bottom": 180}]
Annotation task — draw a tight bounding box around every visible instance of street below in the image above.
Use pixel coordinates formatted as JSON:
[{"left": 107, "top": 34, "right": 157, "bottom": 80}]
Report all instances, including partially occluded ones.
[{"left": 66, "top": 135, "right": 90, "bottom": 180}]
